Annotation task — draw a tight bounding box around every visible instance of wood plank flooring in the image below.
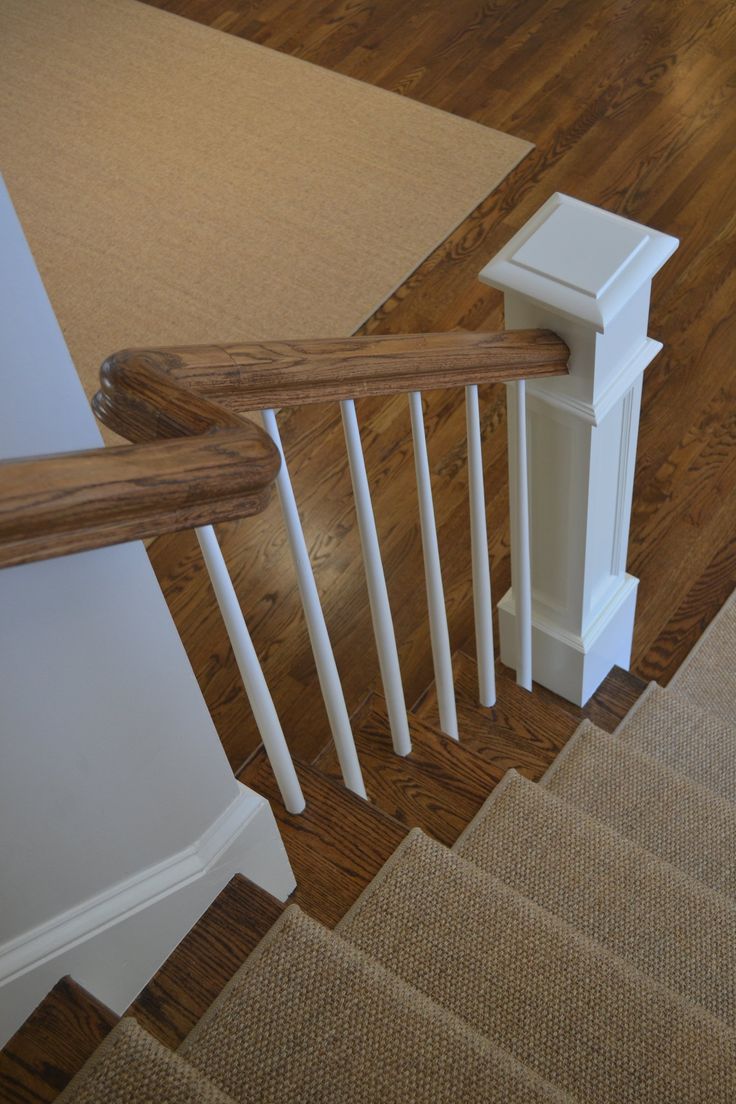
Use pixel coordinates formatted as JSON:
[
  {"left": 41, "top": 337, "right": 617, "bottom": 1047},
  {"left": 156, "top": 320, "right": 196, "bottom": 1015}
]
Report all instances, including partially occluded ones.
[
  {"left": 141, "top": 0, "right": 736, "bottom": 771},
  {"left": 0, "top": 979, "right": 117, "bottom": 1104},
  {"left": 128, "top": 875, "right": 284, "bottom": 1050}
]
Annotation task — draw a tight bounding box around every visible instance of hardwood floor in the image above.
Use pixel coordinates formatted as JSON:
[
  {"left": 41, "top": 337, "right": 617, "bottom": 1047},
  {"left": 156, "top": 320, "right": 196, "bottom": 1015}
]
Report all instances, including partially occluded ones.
[{"left": 142, "top": 0, "right": 736, "bottom": 771}]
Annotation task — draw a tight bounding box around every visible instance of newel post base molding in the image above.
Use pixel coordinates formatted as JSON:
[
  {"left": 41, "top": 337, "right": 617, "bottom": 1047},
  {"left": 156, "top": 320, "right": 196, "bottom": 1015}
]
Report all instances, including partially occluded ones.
[{"left": 479, "top": 194, "right": 678, "bottom": 705}]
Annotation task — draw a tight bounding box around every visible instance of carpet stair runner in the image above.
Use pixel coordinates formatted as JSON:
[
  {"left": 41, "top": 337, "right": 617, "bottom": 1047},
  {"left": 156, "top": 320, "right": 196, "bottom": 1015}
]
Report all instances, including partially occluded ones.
[{"left": 15, "top": 591, "right": 736, "bottom": 1101}]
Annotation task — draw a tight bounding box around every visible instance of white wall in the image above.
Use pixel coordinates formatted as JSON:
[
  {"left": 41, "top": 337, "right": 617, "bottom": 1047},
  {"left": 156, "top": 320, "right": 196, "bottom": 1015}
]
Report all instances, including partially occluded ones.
[{"left": 0, "top": 177, "right": 294, "bottom": 1043}]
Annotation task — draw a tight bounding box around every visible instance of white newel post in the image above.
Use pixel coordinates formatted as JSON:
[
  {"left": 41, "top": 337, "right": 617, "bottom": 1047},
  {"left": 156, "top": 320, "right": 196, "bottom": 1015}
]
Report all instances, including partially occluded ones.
[{"left": 479, "top": 193, "right": 678, "bottom": 705}]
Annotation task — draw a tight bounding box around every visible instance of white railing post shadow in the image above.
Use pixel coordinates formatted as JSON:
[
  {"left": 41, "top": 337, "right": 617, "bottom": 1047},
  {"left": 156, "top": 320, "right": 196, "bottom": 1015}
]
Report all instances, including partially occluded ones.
[{"left": 479, "top": 193, "right": 678, "bottom": 705}]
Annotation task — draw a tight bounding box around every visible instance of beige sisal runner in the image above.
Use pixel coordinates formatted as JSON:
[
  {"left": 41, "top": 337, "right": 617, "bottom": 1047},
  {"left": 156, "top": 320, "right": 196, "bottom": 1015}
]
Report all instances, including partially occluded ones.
[{"left": 0, "top": 0, "right": 531, "bottom": 407}]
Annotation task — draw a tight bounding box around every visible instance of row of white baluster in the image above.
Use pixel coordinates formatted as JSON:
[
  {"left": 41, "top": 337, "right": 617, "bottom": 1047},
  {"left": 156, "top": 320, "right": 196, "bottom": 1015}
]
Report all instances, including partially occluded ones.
[{"left": 195, "top": 383, "right": 532, "bottom": 814}]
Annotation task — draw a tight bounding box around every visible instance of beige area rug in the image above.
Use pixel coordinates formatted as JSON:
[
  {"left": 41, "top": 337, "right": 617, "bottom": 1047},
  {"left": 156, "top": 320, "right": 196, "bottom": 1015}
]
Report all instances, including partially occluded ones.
[{"left": 0, "top": 0, "right": 531, "bottom": 412}]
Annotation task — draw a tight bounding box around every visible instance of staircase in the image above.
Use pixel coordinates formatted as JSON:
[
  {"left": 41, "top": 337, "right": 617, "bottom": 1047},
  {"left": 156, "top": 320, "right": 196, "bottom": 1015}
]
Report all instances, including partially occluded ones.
[{"left": 3, "top": 590, "right": 736, "bottom": 1102}]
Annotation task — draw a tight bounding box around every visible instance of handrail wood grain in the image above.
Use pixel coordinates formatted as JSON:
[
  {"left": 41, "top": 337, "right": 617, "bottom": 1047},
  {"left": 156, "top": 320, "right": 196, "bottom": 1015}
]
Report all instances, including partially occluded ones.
[
  {"left": 0, "top": 330, "right": 568, "bottom": 569},
  {"left": 0, "top": 357, "right": 281, "bottom": 569},
  {"left": 109, "top": 329, "right": 568, "bottom": 414}
]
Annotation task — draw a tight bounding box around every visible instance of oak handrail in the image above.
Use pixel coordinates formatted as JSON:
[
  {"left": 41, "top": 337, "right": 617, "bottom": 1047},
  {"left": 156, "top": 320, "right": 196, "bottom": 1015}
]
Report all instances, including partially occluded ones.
[
  {"left": 97, "top": 330, "right": 569, "bottom": 423},
  {"left": 0, "top": 359, "right": 281, "bottom": 569},
  {"left": 0, "top": 329, "right": 568, "bottom": 569}
]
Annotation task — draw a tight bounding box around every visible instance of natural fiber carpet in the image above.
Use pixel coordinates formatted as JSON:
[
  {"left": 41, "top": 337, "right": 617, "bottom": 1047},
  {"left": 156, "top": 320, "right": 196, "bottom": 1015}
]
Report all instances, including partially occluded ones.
[
  {"left": 615, "top": 682, "right": 736, "bottom": 802},
  {"left": 541, "top": 721, "right": 736, "bottom": 899},
  {"left": 179, "top": 905, "right": 570, "bottom": 1104},
  {"left": 454, "top": 769, "right": 736, "bottom": 1026},
  {"left": 57, "top": 1018, "right": 232, "bottom": 1104},
  {"left": 57, "top": 590, "right": 736, "bottom": 1102},
  {"left": 0, "top": 0, "right": 530, "bottom": 410},
  {"left": 337, "top": 830, "right": 736, "bottom": 1103},
  {"left": 671, "top": 589, "right": 736, "bottom": 723}
]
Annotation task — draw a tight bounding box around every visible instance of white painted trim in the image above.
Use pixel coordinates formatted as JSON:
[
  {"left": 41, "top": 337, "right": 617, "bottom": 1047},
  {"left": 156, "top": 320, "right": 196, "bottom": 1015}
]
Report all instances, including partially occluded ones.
[
  {"left": 526, "top": 337, "right": 661, "bottom": 426},
  {"left": 499, "top": 573, "right": 639, "bottom": 654},
  {"left": 0, "top": 784, "right": 272, "bottom": 987},
  {"left": 498, "top": 575, "right": 639, "bottom": 705},
  {"left": 479, "top": 193, "right": 679, "bottom": 331}
]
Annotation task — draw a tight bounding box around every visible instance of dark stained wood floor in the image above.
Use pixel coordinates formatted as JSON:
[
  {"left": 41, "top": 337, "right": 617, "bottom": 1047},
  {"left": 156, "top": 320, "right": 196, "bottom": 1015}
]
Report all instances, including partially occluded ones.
[{"left": 142, "top": 0, "right": 736, "bottom": 772}]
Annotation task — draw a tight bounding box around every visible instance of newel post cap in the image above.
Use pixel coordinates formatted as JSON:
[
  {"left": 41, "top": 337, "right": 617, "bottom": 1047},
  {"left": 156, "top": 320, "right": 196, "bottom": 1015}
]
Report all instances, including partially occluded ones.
[{"left": 479, "top": 194, "right": 679, "bottom": 332}]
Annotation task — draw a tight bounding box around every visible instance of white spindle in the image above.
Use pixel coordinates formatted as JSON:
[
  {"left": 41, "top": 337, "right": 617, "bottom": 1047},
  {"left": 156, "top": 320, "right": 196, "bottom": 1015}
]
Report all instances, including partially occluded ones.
[
  {"left": 408, "top": 391, "right": 457, "bottom": 738},
  {"left": 340, "top": 398, "right": 411, "bottom": 757},
  {"left": 260, "top": 408, "right": 367, "bottom": 798},
  {"left": 195, "top": 524, "right": 305, "bottom": 814},
  {"left": 512, "top": 381, "right": 532, "bottom": 690},
  {"left": 465, "top": 384, "right": 496, "bottom": 707}
]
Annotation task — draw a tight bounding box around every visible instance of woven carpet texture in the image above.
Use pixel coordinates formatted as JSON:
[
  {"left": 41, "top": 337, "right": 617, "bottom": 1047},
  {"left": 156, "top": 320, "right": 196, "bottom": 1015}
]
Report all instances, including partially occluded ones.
[
  {"left": 671, "top": 590, "right": 736, "bottom": 724},
  {"left": 179, "top": 905, "right": 572, "bottom": 1103},
  {"left": 541, "top": 722, "right": 736, "bottom": 899},
  {"left": 0, "top": 0, "right": 530, "bottom": 414},
  {"left": 337, "top": 830, "right": 736, "bottom": 1103},
  {"left": 50, "top": 593, "right": 736, "bottom": 1102},
  {"left": 454, "top": 768, "right": 736, "bottom": 1026},
  {"left": 56, "top": 1018, "right": 233, "bottom": 1104}
]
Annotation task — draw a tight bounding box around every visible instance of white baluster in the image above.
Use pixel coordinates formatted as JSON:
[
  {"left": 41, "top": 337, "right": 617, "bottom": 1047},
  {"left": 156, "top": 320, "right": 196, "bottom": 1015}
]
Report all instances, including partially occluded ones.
[
  {"left": 465, "top": 384, "right": 496, "bottom": 707},
  {"left": 195, "top": 524, "right": 305, "bottom": 814},
  {"left": 340, "top": 398, "right": 411, "bottom": 757},
  {"left": 511, "top": 381, "right": 532, "bottom": 690},
  {"left": 408, "top": 391, "right": 458, "bottom": 738},
  {"left": 260, "top": 408, "right": 367, "bottom": 798}
]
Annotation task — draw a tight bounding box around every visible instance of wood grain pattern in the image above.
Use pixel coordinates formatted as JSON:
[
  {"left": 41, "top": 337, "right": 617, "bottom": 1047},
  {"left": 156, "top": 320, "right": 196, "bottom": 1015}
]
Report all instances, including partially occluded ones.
[
  {"left": 163, "top": 329, "right": 569, "bottom": 409},
  {"left": 314, "top": 691, "right": 505, "bottom": 844},
  {"left": 239, "top": 754, "right": 407, "bottom": 927},
  {"left": 0, "top": 329, "right": 565, "bottom": 569},
  {"left": 0, "top": 348, "right": 281, "bottom": 567},
  {"left": 0, "top": 978, "right": 117, "bottom": 1104},
  {"left": 0, "top": 431, "right": 274, "bottom": 569},
  {"left": 128, "top": 874, "right": 284, "bottom": 1049},
  {"left": 139, "top": 0, "right": 735, "bottom": 774},
  {"left": 414, "top": 653, "right": 647, "bottom": 781}
]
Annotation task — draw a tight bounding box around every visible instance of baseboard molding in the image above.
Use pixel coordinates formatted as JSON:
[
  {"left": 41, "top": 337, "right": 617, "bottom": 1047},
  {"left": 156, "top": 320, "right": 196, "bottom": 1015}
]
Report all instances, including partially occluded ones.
[
  {"left": 0, "top": 784, "right": 295, "bottom": 1046},
  {"left": 499, "top": 574, "right": 639, "bottom": 706}
]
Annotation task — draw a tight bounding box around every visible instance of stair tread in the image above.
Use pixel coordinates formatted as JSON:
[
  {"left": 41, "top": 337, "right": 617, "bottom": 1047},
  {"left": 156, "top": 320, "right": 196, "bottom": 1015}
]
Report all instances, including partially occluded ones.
[
  {"left": 617, "top": 682, "right": 736, "bottom": 801},
  {"left": 541, "top": 721, "right": 736, "bottom": 899},
  {"left": 413, "top": 652, "right": 646, "bottom": 779},
  {"left": 239, "top": 755, "right": 407, "bottom": 926},
  {"left": 670, "top": 588, "right": 736, "bottom": 724},
  {"left": 180, "top": 905, "right": 572, "bottom": 1104},
  {"left": 337, "top": 830, "right": 736, "bottom": 1104},
  {"left": 455, "top": 769, "right": 736, "bottom": 1026},
  {"left": 314, "top": 692, "right": 503, "bottom": 844},
  {"left": 0, "top": 978, "right": 117, "bottom": 1104},
  {"left": 55, "top": 1018, "right": 233, "bottom": 1104},
  {"left": 128, "top": 874, "right": 284, "bottom": 1050}
]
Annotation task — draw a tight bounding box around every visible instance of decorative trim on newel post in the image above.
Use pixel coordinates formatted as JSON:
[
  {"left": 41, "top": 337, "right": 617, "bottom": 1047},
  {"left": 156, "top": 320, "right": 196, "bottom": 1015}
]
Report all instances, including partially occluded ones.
[{"left": 479, "top": 193, "right": 678, "bottom": 705}]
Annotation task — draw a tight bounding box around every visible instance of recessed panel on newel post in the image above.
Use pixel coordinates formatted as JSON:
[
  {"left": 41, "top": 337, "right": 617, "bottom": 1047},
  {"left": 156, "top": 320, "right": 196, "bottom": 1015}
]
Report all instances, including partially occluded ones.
[{"left": 479, "top": 194, "right": 678, "bottom": 705}]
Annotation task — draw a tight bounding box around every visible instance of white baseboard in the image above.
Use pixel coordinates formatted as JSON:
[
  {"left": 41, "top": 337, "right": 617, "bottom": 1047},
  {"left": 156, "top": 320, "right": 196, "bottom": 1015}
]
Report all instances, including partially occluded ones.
[{"left": 0, "top": 784, "right": 295, "bottom": 1046}]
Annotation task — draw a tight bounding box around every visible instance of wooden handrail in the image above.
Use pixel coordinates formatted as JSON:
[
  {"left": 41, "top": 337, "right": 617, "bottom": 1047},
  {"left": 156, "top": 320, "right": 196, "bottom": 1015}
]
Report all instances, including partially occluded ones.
[
  {"left": 0, "top": 358, "right": 281, "bottom": 569},
  {"left": 0, "top": 330, "right": 568, "bottom": 569},
  {"left": 98, "top": 329, "right": 568, "bottom": 419}
]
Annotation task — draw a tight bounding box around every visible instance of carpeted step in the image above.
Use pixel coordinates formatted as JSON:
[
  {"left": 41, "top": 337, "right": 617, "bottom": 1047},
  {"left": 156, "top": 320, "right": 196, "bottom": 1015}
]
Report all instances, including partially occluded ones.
[
  {"left": 616, "top": 682, "right": 736, "bottom": 801},
  {"left": 453, "top": 769, "right": 736, "bottom": 1026},
  {"left": 57, "top": 1017, "right": 234, "bottom": 1103},
  {"left": 337, "top": 830, "right": 736, "bottom": 1103},
  {"left": 670, "top": 589, "right": 736, "bottom": 723},
  {"left": 540, "top": 722, "right": 736, "bottom": 899},
  {"left": 180, "top": 905, "right": 571, "bottom": 1104}
]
